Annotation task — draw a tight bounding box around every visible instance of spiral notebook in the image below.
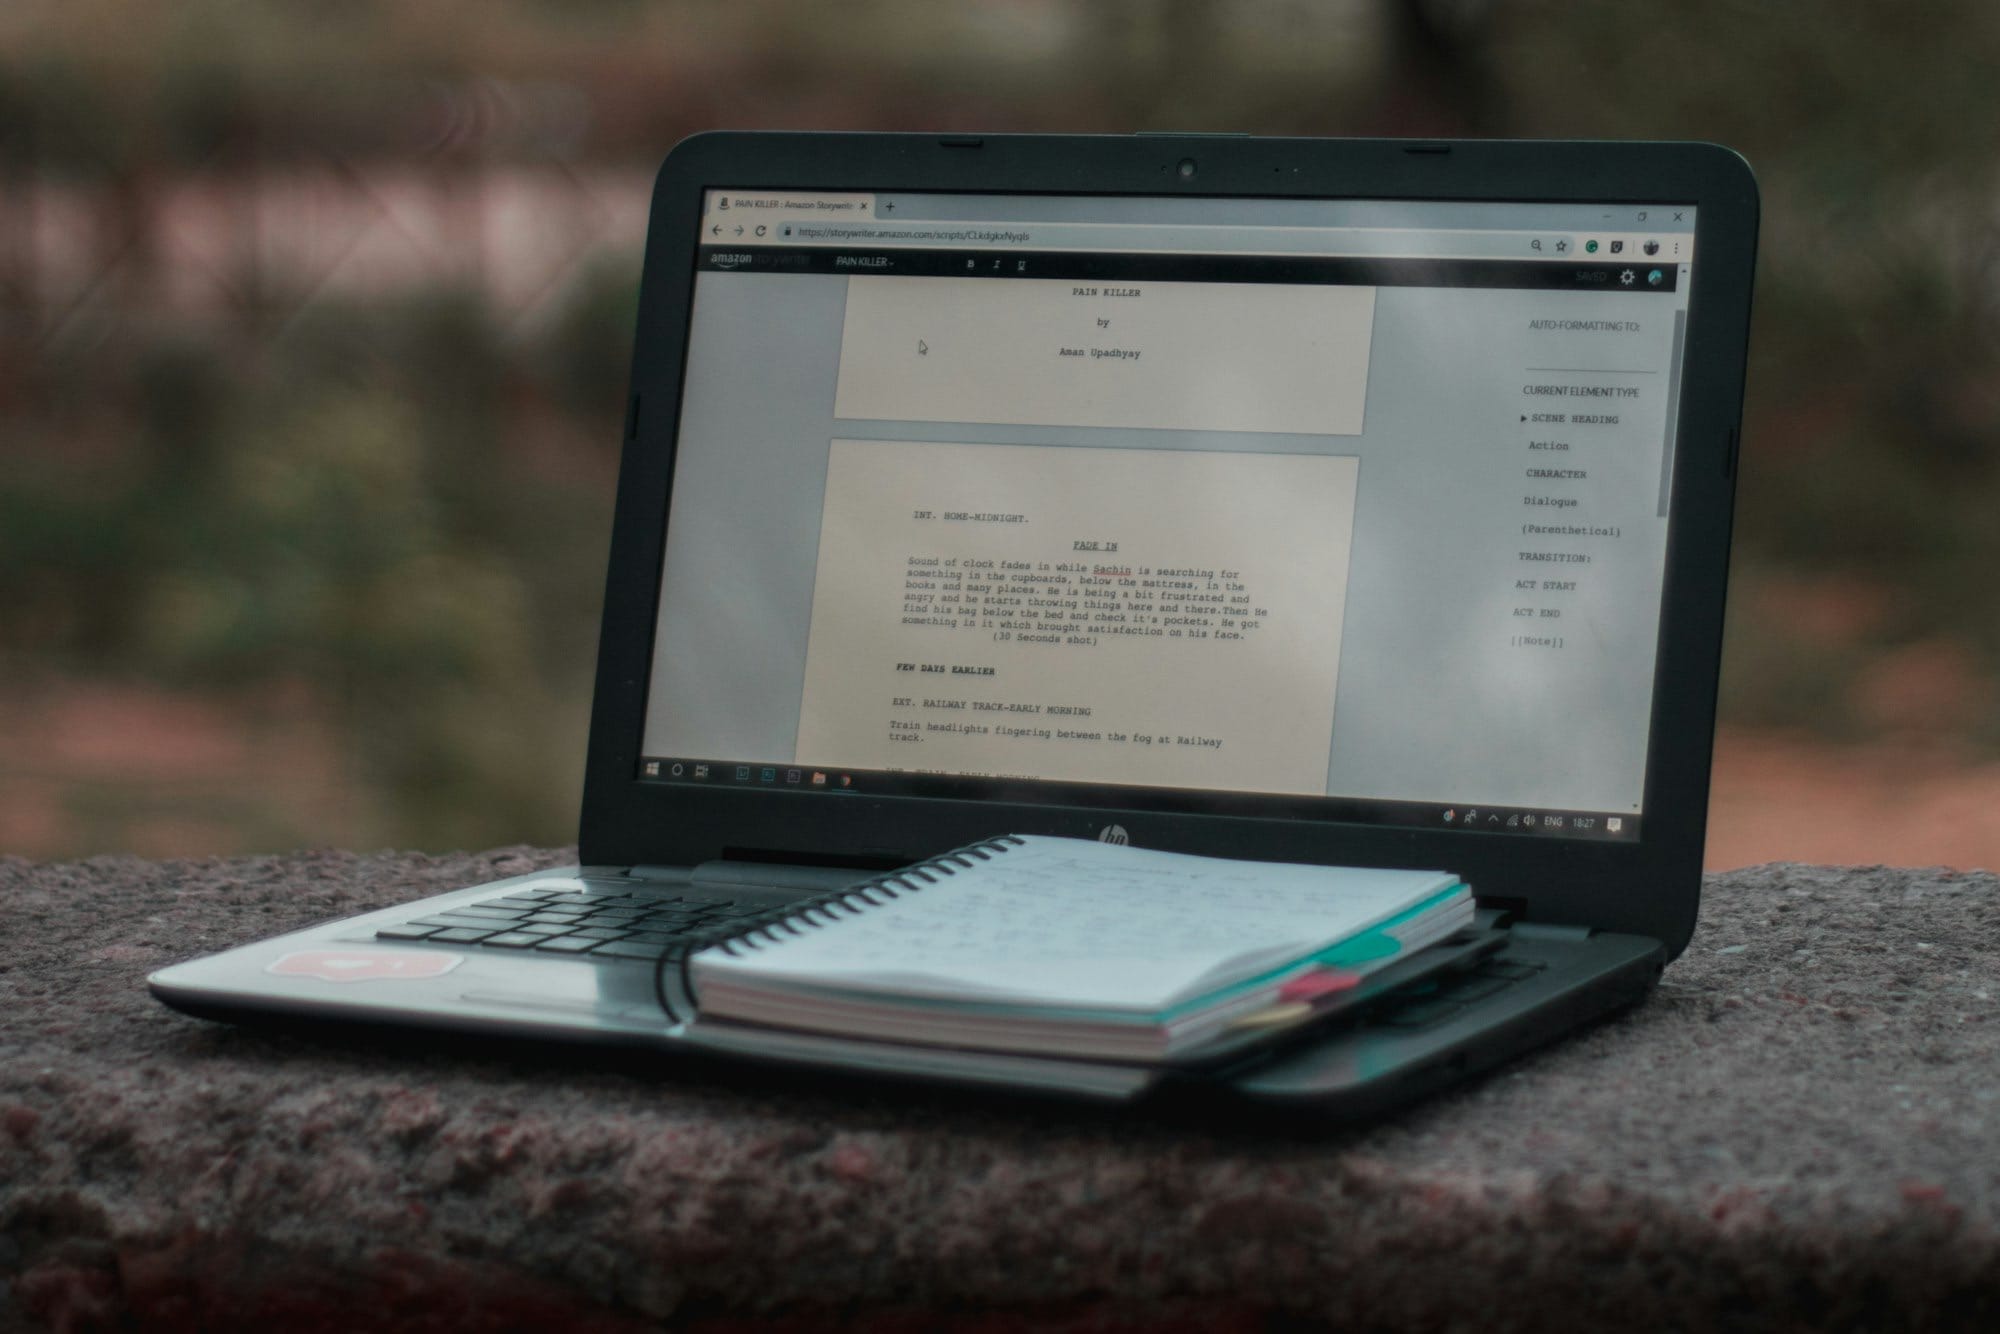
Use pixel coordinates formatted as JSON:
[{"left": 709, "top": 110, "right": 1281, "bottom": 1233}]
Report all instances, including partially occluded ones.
[{"left": 656, "top": 835, "right": 1472, "bottom": 1069}]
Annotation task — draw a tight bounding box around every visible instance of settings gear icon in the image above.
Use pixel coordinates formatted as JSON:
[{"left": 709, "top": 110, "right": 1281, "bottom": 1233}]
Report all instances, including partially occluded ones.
[{"left": 1619, "top": 268, "right": 1636, "bottom": 285}]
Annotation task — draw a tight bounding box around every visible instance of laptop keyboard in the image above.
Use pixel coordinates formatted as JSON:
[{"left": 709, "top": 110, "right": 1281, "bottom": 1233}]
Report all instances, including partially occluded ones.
[{"left": 376, "top": 884, "right": 770, "bottom": 964}]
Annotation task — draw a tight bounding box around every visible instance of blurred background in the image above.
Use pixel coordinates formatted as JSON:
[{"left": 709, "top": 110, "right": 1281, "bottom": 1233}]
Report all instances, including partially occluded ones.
[{"left": 4, "top": 0, "right": 1997, "bottom": 869}]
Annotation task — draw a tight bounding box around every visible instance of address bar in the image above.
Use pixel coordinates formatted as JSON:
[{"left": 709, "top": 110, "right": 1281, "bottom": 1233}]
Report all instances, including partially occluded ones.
[{"left": 773, "top": 220, "right": 1571, "bottom": 260}]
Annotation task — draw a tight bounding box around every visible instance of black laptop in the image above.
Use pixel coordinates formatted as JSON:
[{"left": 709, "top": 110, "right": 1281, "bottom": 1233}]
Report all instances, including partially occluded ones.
[{"left": 150, "top": 132, "right": 1758, "bottom": 1116}]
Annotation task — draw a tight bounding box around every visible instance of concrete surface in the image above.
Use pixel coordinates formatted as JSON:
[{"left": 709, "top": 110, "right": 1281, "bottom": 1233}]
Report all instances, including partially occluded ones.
[{"left": 1, "top": 847, "right": 1996, "bottom": 1331}]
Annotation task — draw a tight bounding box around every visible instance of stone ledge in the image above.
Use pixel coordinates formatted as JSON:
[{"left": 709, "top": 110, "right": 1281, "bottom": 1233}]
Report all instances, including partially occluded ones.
[{"left": 2, "top": 849, "right": 1996, "bottom": 1331}]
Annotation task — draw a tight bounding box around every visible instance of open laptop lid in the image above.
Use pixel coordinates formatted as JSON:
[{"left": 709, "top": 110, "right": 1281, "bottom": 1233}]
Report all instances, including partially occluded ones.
[{"left": 580, "top": 133, "right": 1758, "bottom": 959}]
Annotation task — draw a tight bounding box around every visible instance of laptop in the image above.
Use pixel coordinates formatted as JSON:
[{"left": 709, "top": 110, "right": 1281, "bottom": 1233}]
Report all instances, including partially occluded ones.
[{"left": 150, "top": 132, "right": 1759, "bottom": 1116}]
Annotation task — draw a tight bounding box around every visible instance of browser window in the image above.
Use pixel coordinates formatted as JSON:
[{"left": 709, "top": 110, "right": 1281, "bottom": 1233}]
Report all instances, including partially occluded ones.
[{"left": 639, "top": 189, "right": 1698, "bottom": 842}]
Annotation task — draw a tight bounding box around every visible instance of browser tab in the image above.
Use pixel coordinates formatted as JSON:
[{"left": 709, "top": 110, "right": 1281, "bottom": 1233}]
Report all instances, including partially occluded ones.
[{"left": 703, "top": 191, "right": 878, "bottom": 236}]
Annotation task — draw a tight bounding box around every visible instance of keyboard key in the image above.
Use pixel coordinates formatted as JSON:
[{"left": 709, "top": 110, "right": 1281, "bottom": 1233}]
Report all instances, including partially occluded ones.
[
  {"left": 625, "top": 930, "right": 684, "bottom": 945},
  {"left": 1438, "top": 974, "right": 1514, "bottom": 1003},
  {"left": 571, "top": 926, "right": 630, "bottom": 941},
  {"left": 510, "top": 923, "right": 571, "bottom": 937},
  {"left": 375, "top": 924, "right": 439, "bottom": 941},
  {"left": 1378, "top": 998, "right": 1466, "bottom": 1029},
  {"left": 479, "top": 933, "right": 544, "bottom": 949},
  {"left": 428, "top": 927, "right": 498, "bottom": 944},
  {"left": 413, "top": 913, "right": 522, "bottom": 931},
  {"left": 532, "top": 936, "right": 601, "bottom": 954},
  {"left": 590, "top": 940, "right": 673, "bottom": 961},
  {"left": 639, "top": 906, "right": 709, "bottom": 922},
  {"left": 637, "top": 920, "right": 709, "bottom": 937}
]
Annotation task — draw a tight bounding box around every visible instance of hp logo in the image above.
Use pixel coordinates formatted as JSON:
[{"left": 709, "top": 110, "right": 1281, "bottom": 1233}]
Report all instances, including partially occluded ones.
[{"left": 1098, "top": 824, "right": 1131, "bottom": 846}]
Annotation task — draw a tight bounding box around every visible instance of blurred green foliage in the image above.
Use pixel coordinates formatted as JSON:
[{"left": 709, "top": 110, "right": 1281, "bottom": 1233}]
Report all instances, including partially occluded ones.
[{"left": 2, "top": 272, "right": 633, "bottom": 849}]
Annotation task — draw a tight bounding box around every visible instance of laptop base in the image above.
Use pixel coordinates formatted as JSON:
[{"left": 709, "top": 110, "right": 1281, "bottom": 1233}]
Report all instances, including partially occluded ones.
[{"left": 151, "top": 865, "right": 1661, "bottom": 1117}]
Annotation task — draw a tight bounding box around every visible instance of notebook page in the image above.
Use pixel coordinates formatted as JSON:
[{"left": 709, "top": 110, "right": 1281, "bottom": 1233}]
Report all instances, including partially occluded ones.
[{"left": 693, "top": 836, "right": 1460, "bottom": 1012}]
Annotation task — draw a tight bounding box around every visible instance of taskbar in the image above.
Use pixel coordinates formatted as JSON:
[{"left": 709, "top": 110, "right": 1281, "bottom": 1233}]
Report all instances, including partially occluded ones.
[{"left": 634, "top": 757, "right": 1641, "bottom": 843}]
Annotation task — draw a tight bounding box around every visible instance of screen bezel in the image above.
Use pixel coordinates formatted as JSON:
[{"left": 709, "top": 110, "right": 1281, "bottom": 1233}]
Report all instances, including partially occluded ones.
[{"left": 579, "top": 132, "right": 1759, "bottom": 961}]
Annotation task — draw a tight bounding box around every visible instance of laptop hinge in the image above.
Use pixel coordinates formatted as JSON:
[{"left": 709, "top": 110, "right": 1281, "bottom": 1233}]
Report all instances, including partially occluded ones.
[
  {"left": 626, "top": 864, "right": 694, "bottom": 883},
  {"left": 1510, "top": 922, "right": 1595, "bottom": 943}
]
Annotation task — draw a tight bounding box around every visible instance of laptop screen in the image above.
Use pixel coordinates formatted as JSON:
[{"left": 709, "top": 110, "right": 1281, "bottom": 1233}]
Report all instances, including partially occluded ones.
[{"left": 638, "top": 189, "right": 1698, "bottom": 845}]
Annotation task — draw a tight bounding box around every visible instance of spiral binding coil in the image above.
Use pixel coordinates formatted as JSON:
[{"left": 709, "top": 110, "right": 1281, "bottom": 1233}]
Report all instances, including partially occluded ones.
[{"left": 652, "top": 835, "right": 1025, "bottom": 1024}]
